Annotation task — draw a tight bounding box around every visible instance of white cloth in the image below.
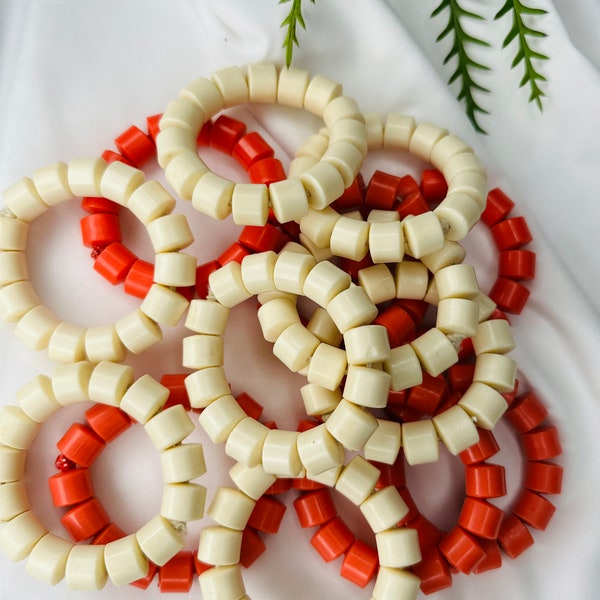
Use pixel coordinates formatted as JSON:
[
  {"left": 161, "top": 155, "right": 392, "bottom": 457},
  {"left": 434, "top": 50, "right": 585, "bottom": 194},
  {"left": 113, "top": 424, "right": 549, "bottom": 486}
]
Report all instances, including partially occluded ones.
[{"left": 0, "top": 1, "right": 598, "bottom": 598}]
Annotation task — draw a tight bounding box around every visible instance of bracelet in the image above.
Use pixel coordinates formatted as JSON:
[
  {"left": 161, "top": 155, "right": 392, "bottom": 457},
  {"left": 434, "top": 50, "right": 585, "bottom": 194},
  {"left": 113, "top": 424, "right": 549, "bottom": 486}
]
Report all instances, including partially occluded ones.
[
  {"left": 0, "top": 158, "right": 194, "bottom": 362},
  {"left": 156, "top": 63, "right": 368, "bottom": 225},
  {"left": 0, "top": 362, "right": 206, "bottom": 589}
]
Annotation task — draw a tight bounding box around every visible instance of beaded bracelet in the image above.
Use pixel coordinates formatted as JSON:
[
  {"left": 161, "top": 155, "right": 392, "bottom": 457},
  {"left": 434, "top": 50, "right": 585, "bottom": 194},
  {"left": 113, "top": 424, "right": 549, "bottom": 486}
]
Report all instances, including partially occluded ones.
[
  {"left": 0, "top": 158, "right": 194, "bottom": 362},
  {"left": 156, "top": 63, "right": 368, "bottom": 225},
  {"left": 0, "top": 362, "right": 207, "bottom": 589}
]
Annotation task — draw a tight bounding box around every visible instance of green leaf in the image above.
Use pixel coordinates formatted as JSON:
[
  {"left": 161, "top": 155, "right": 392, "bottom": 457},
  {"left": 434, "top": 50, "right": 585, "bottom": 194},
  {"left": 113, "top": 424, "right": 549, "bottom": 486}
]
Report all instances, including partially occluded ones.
[{"left": 279, "top": 0, "right": 316, "bottom": 68}]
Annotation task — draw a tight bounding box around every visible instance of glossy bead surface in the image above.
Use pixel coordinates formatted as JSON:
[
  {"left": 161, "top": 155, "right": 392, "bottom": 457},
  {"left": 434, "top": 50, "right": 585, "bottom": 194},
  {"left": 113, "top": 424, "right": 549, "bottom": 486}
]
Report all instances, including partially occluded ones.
[
  {"left": 61, "top": 497, "right": 110, "bottom": 542},
  {"left": 310, "top": 516, "right": 355, "bottom": 562},
  {"left": 56, "top": 423, "right": 105, "bottom": 467}
]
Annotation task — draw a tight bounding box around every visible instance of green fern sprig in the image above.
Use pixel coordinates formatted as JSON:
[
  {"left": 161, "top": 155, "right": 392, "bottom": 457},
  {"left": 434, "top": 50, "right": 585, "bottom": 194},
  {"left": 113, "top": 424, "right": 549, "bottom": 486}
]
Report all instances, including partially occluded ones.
[
  {"left": 279, "top": 0, "right": 315, "bottom": 68},
  {"left": 495, "top": 0, "right": 549, "bottom": 110},
  {"left": 432, "top": 0, "right": 492, "bottom": 134}
]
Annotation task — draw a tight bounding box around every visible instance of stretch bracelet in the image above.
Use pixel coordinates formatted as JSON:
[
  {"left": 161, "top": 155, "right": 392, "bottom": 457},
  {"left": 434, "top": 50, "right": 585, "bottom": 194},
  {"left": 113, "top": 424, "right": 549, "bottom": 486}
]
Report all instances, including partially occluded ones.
[
  {"left": 156, "top": 63, "right": 368, "bottom": 225},
  {"left": 0, "top": 158, "right": 193, "bottom": 362},
  {"left": 0, "top": 362, "right": 207, "bottom": 589}
]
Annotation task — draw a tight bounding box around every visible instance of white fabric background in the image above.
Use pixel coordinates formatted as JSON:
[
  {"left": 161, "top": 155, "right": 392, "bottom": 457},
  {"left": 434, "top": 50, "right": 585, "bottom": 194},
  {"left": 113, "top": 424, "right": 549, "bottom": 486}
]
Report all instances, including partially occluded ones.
[{"left": 0, "top": 1, "right": 598, "bottom": 599}]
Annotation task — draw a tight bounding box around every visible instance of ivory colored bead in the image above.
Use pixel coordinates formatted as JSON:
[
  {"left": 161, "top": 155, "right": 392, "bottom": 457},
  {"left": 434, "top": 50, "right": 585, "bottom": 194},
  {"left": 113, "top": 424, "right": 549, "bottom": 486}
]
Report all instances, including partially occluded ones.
[
  {"left": 434, "top": 192, "right": 482, "bottom": 241},
  {"left": 330, "top": 216, "right": 370, "bottom": 261},
  {"left": 436, "top": 297, "right": 479, "bottom": 336},
  {"left": 48, "top": 322, "right": 86, "bottom": 363},
  {"left": 120, "top": 374, "right": 168, "bottom": 424},
  {"left": 473, "top": 353, "right": 517, "bottom": 393},
  {"left": 343, "top": 365, "right": 391, "bottom": 409},
  {"left": 208, "top": 487, "right": 256, "bottom": 530},
  {"left": 3, "top": 178, "right": 48, "bottom": 222},
  {"left": 306, "top": 306, "right": 343, "bottom": 346},
  {"left": 304, "top": 74, "right": 342, "bottom": 116},
  {"left": 198, "top": 565, "right": 246, "bottom": 600},
  {"left": 153, "top": 252, "right": 196, "bottom": 287},
  {"left": 145, "top": 404, "right": 195, "bottom": 450},
  {"left": 433, "top": 405, "right": 479, "bottom": 455},
  {"left": 140, "top": 284, "right": 189, "bottom": 327},
  {"left": 0, "top": 510, "right": 47, "bottom": 561},
  {"left": 0, "top": 446, "right": 26, "bottom": 483},
  {"left": 364, "top": 419, "right": 401, "bottom": 465},
  {"left": 423, "top": 278, "right": 439, "bottom": 307},
  {"left": 231, "top": 182, "right": 269, "bottom": 226},
  {"left": 115, "top": 308, "right": 163, "bottom": 355},
  {"left": 409, "top": 122, "right": 448, "bottom": 162},
  {"left": 99, "top": 161, "right": 144, "bottom": 205},
  {"left": 212, "top": 65, "right": 248, "bottom": 107},
  {"left": 420, "top": 239, "right": 466, "bottom": 274},
  {"left": 327, "top": 285, "right": 378, "bottom": 334},
  {"left": 0, "top": 251, "right": 28, "bottom": 285},
  {"left": 299, "top": 207, "right": 340, "bottom": 249},
  {"left": 307, "top": 464, "right": 342, "bottom": 487},
  {"left": 372, "top": 566, "right": 421, "bottom": 600},
  {"left": 257, "top": 298, "right": 300, "bottom": 343},
  {"left": 225, "top": 417, "right": 270, "bottom": 466},
  {"left": 472, "top": 319, "right": 515, "bottom": 355},
  {"left": 246, "top": 62, "right": 278, "bottom": 103},
  {"left": 375, "top": 528, "right": 421, "bottom": 567},
  {"left": 383, "top": 114, "right": 416, "bottom": 150},
  {"left": 87, "top": 361, "right": 133, "bottom": 407},
  {"left": 0, "top": 480, "right": 30, "bottom": 521},
  {"left": 297, "top": 133, "right": 330, "bottom": 160},
  {"left": 209, "top": 262, "right": 251, "bottom": 308},
  {"left": 384, "top": 344, "right": 424, "bottom": 391},
  {"left": 186, "top": 367, "right": 231, "bottom": 409},
  {"left": 442, "top": 152, "right": 485, "bottom": 183},
  {"left": 192, "top": 172, "right": 235, "bottom": 220},
  {"left": 65, "top": 544, "right": 108, "bottom": 590},
  {"left": 344, "top": 325, "right": 391, "bottom": 365},
  {"left": 186, "top": 299, "right": 229, "bottom": 335},
  {"left": 299, "top": 233, "right": 334, "bottom": 262},
  {"left": 303, "top": 261, "right": 351, "bottom": 308},
  {"left": 474, "top": 291, "right": 497, "bottom": 322},
  {"left": 199, "top": 395, "right": 246, "bottom": 444},
  {"left": 329, "top": 118, "right": 368, "bottom": 155},
  {"left": 67, "top": 157, "right": 106, "bottom": 197},
  {"left": 51, "top": 361, "right": 93, "bottom": 406},
  {"left": 0, "top": 281, "right": 40, "bottom": 322},
  {"left": 273, "top": 322, "right": 319, "bottom": 372},
  {"left": 395, "top": 261, "right": 429, "bottom": 300},
  {"left": 262, "top": 429, "right": 302, "bottom": 477},
  {"left": 32, "top": 162, "right": 71, "bottom": 206},
  {"left": 15, "top": 374, "right": 59, "bottom": 423},
  {"left": 147, "top": 213, "right": 194, "bottom": 253},
  {"left": 161, "top": 483, "right": 206, "bottom": 521},
  {"left": 364, "top": 112, "right": 383, "bottom": 148},
  {"left": 229, "top": 462, "right": 277, "bottom": 501},
  {"left": 300, "top": 383, "right": 342, "bottom": 416},
  {"left": 104, "top": 534, "right": 149, "bottom": 586},
  {"left": 180, "top": 75, "right": 225, "bottom": 117},
  {"left": 0, "top": 406, "right": 40, "bottom": 450},
  {"left": 403, "top": 212, "right": 445, "bottom": 258},
  {"left": 84, "top": 324, "right": 126, "bottom": 363},
  {"left": 299, "top": 161, "right": 345, "bottom": 210},
  {"left": 269, "top": 177, "right": 309, "bottom": 223},
  {"left": 411, "top": 328, "right": 458, "bottom": 377},
  {"left": 183, "top": 334, "right": 224, "bottom": 369},
  {"left": 325, "top": 399, "right": 379, "bottom": 451},
  {"left": 160, "top": 97, "right": 205, "bottom": 131},
  {"left": 361, "top": 487, "right": 410, "bottom": 533},
  {"left": 167, "top": 151, "right": 210, "bottom": 200},
  {"left": 297, "top": 423, "right": 344, "bottom": 475},
  {"left": 0, "top": 216, "right": 28, "bottom": 251},
  {"left": 160, "top": 443, "right": 206, "bottom": 483},
  {"left": 367, "top": 210, "right": 400, "bottom": 224},
  {"left": 240, "top": 251, "right": 276, "bottom": 295},
  {"left": 458, "top": 382, "right": 508, "bottom": 429},
  {"left": 274, "top": 251, "right": 316, "bottom": 294},
  {"left": 14, "top": 304, "right": 60, "bottom": 350},
  {"left": 335, "top": 455, "right": 380, "bottom": 505},
  {"left": 198, "top": 526, "right": 243, "bottom": 566},
  {"left": 322, "top": 141, "right": 364, "bottom": 188},
  {"left": 368, "top": 221, "right": 404, "bottom": 264},
  {"left": 448, "top": 170, "right": 487, "bottom": 206},
  {"left": 402, "top": 420, "right": 439, "bottom": 465},
  {"left": 306, "top": 343, "right": 347, "bottom": 391},
  {"left": 430, "top": 134, "right": 472, "bottom": 168},
  {"left": 323, "top": 96, "right": 365, "bottom": 129},
  {"left": 276, "top": 66, "right": 309, "bottom": 107},
  {"left": 156, "top": 123, "right": 196, "bottom": 166},
  {"left": 26, "top": 533, "right": 73, "bottom": 585},
  {"left": 136, "top": 515, "right": 184, "bottom": 567},
  {"left": 357, "top": 264, "right": 396, "bottom": 305}
]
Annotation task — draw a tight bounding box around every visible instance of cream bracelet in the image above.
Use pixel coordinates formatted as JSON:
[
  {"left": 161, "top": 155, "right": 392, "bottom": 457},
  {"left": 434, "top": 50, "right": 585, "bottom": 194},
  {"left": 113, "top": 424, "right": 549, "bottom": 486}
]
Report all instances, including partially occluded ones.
[
  {"left": 0, "top": 361, "right": 206, "bottom": 589},
  {"left": 0, "top": 158, "right": 194, "bottom": 362},
  {"left": 156, "top": 63, "right": 368, "bottom": 225}
]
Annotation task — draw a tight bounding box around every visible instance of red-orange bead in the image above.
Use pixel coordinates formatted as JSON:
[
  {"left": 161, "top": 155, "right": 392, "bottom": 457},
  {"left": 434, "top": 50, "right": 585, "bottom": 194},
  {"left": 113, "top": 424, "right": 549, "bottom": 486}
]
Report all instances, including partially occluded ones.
[
  {"left": 394, "top": 299, "right": 429, "bottom": 325},
  {"left": 193, "top": 556, "right": 213, "bottom": 576},
  {"left": 438, "top": 526, "right": 485, "bottom": 574},
  {"left": 412, "top": 546, "right": 452, "bottom": 595},
  {"left": 472, "top": 538, "right": 502, "bottom": 573},
  {"left": 81, "top": 213, "right": 122, "bottom": 248},
  {"left": 365, "top": 170, "right": 401, "bottom": 210},
  {"left": 232, "top": 132, "right": 275, "bottom": 170},
  {"left": 397, "top": 191, "right": 430, "bottom": 218},
  {"left": 407, "top": 513, "right": 442, "bottom": 551},
  {"left": 247, "top": 495, "right": 287, "bottom": 534},
  {"left": 101, "top": 149, "right": 133, "bottom": 166},
  {"left": 293, "top": 488, "right": 337, "bottom": 528},
  {"left": 57, "top": 423, "right": 106, "bottom": 467},
  {"left": 374, "top": 458, "right": 406, "bottom": 489},
  {"left": 91, "top": 523, "right": 127, "bottom": 545},
  {"left": 372, "top": 303, "right": 416, "bottom": 348},
  {"left": 521, "top": 425, "right": 562, "bottom": 460},
  {"left": 489, "top": 277, "right": 530, "bottom": 314},
  {"left": 332, "top": 173, "right": 365, "bottom": 211},
  {"left": 263, "top": 477, "right": 292, "bottom": 495},
  {"left": 386, "top": 389, "right": 407, "bottom": 407},
  {"left": 195, "top": 260, "right": 220, "bottom": 299},
  {"left": 505, "top": 390, "right": 548, "bottom": 433},
  {"left": 338, "top": 255, "right": 374, "bottom": 282},
  {"left": 93, "top": 242, "right": 138, "bottom": 284},
  {"left": 48, "top": 468, "right": 94, "bottom": 507},
  {"left": 247, "top": 157, "right": 286, "bottom": 185},
  {"left": 115, "top": 125, "right": 156, "bottom": 167},
  {"left": 459, "top": 428, "right": 500, "bottom": 465},
  {"left": 124, "top": 259, "right": 154, "bottom": 299},
  {"left": 523, "top": 460, "right": 563, "bottom": 495},
  {"left": 340, "top": 539, "right": 378, "bottom": 588},
  {"left": 447, "top": 363, "right": 475, "bottom": 394},
  {"left": 158, "top": 551, "right": 194, "bottom": 593},
  {"left": 197, "top": 120, "right": 212, "bottom": 146},
  {"left": 406, "top": 373, "right": 447, "bottom": 416},
  {"left": 291, "top": 477, "right": 326, "bottom": 491},
  {"left": 55, "top": 454, "right": 76, "bottom": 472},
  {"left": 130, "top": 562, "right": 157, "bottom": 590},
  {"left": 498, "top": 249, "right": 536, "bottom": 280},
  {"left": 161, "top": 373, "right": 191, "bottom": 411},
  {"left": 238, "top": 223, "right": 285, "bottom": 253},
  {"left": 85, "top": 404, "right": 131, "bottom": 443},
  {"left": 209, "top": 115, "right": 247, "bottom": 154},
  {"left": 81, "top": 196, "right": 121, "bottom": 215},
  {"left": 497, "top": 513, "right": 534, "bottom": 558},
  {"left": 146, "top": 113, "right": 162, "bottom": 142},
  {"left": 235, "top": 392, "right": 263, "bottom": 421},
  {"left": 481, "top": 188, "right": 515, "bottom": 227},
  {"left": 512, "top": 489, "right": 556, "bottom": 530},
  {"left": 491, "top": 216, "right": 533, "bottom": 251},
  {"left": 420, "top": 169, "right": 448, "bottom": 205},
  {"left": 240, "top": 526, "right": 267, "bottom": 568},
  {"left": 396, "top": 487, "right": 419, "bottom": 526},
  {"left": 458, "top": 497, "right": 504, "bottom": 539},
  {"left": 310, "top": 516, "right": 355, "bottom": 562},
  {"left": 61, "top": 497, "right": 111, "bottom": 541},
  {"left": 396, "top": 174, "right": 420, "bottom": 199},
  {"left": 465, "top": 463, "right": 507, "bottom": 498},
  {"left": 218, "top": 241, "right": 251, "bottom": 266}
]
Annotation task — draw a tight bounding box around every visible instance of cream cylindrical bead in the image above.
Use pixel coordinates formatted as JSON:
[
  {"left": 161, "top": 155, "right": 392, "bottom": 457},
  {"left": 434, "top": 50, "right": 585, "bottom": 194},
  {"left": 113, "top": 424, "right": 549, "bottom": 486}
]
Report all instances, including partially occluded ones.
[
  {"left": 153, "top": 252, "right": 196, "bottom": 287},
  {"left": 127, "top": 180, "right": 176, "bottom": 225},
  {"left": 160, "top": 443, "right": 206, "bottom": 483},
  {"left": 48, "top": 322, "right": 86, "bottom": 363},
  {"left": 369, "top": 221, "right": 404, "bottom": 264},
  {"left": 430, "top": 134, "right": 472, "bottom": 169},
  {"left": 0, "top": 406, "right": 40, "bottom": 450},
  {"left": 435, "top": 263, "right": 480, "bottom": 299},
  {"left": 186, "top": 299, "right": 230, "bottom": 335},
  {"left": 160, "top": 97, "right": 206, "bottom": 132},
  {"left": 364, "top": 419, "right": 401, "bottom": 465},
  {"left": 344, "top": 325, "right": 391, "bottom": 365},
  {"left": 268, "top": 177, "right": 309, "bottom": 223},
  {"left": 420, "top": 239, "right": 466, "bottom": 274},
  {"left": 0, "top": 510, "right": 47, "bottom": 561},
  {"left": 207, "top": 486, "right": 256, "bottom": 531},
  {"left": 321, "top": 140, "right": 364, "bottom": 188},
  {"left": 402, "top": 420, "right": 439, "bottom": 465},
  {"left": 115, "top": 309, "right": 163, "bottom": 355},
  {"left": 330, "top": 216, "right": 370, "bottom": 261},
  {"left": 0, "top": 480, "right": 30, "bottom": 522},
  {"left": 277, "top": 66, "right": 310, "bottom": 108},
  {"left": 410, "top": 328, "right": 458, "bottom": 377},
  {"left": 303, "top": 260, "right": 351, "bottom": 308},
  {"left": 383, "top": 114, "right": 416, "bottom": 150},
  {"left": 181, "top": 76, "right": 225, "bottom": 117},
  {"left": 120, "top": 374, "right": 168, "bottom": 424},
  {"left": 384, "top": 345, "right": 424, "bottom": 391},
  {"left": 343, "top": 365, "right": 391, "bottom": 409},
  {"left": 228, "top": 462, "right": 277, "bottom": 501},
  {"left": 297, "top": 133, "right": 330, "bottom": 160},
  {"left": 0, "top": 216, "right": 28, "bottom": 251},
  {"left": 365, "top": 112, "right": 384, "bottom": 149},
  {"left": 240, "top": 251, "right": 277, "bottom": 295},
  {"left": 334, "top": 455, "right": 380, "bottom": 505},
  {"left": 448, "top": 170, "right": 487, "bottom": 207},
  {"left": 0, "top": 446, "right": 27, "bottom": 483},
  {"left": 192, "top": 172, "right": 235, "bottom": 220},
  {"left": 51, "top": 361, "right": 93, "bottom": 406},
  {"left": 135, "top": 515, "right": 185, "bottom": 567},
  {"left": 212, "top": 65, "right": 249, "bottom": 107},
  {"left": 403, "top": 212, "right": 445, "bottom": 258},
  {"left": 26, "top": 533, "right": 73, "bottom": 585},
  {"left": 198, "top": 526, "right": 243, "bottom": 566},
  {"left": 104, "top": 534, "right": 149, "bottom": 587},
  {"left": 304, "top": 74, "right": 343, "bottom": 116},
  {"left": 299, "top": 207, "right": 340, "bottom": 248},
  {"left": 458, "top": 381, "right": 508, "bottom": 430},
  {"left": 161, "top": 482, "right": 206, "bottom": 521},
  {"left": 156, "top": 129, "right": 197, "bottom": 169},
  {"left": 472, "top": 319, "right": 515, "bottom": 355},
  {"left": 323, "top": 96, "right": 365, "bottom": 128},
  {"left": 434, "top": 192, "right": 482, "bottom": 242},
  {"left": 262, "top": 430, "right": 302, "bottom": 477},
  {"left": 3, "top": 177, "right": 48, "bottom": 222},
  {"left": 299, "top": 233, "right": 334, "bottom": 262},
  {"left": 408, "top": 122, "right": 448, "bottom": 162},
  {"left": 306, "top": 344, "right": 347, "bottom": 391},
  {"left": 198, "top": 565, "right": 246, "bottom": 600},
  {"left": 299, "top": 161, "right": 345, "bottom": 210},
  {"left": 367, "top": 210, "right": 400, "bottom": 224},
  {"left": 273, "top": 251, "right": 316, "bottom": 295},
  {"left": 209, "top": 262, "right": 252, "bottom": 308},
  {"left": 473, "top": 353, "right": 517, "bottom": 393},
  {"left": 65, "top": 545, "right": 108, "bottom": 591},
  {"left": 307, "top": 464, "right": 342, "bottom": 487},
  {"left": 16, "top": 374, "right": 60, "bottom": 423},
  {"left": 99, "top": 161, "right": 144, "bottom": 205},
  {"left": 433, "top": 405, "right": 479, "bottom": 455},
  {"left": 372, "top": 567, "right": 421, "bottom": 600},
  {"left": 327, "top": 285, "right": 378, "bottom": 334},
  {"left": 442, "top": 151, "right": 485, "bottom": 183},
  {"left": 139, "top": 284, "right": 189, "bottom": 327},
  {"left": 395, "top": 261, "right": 429, "bottom": 300},
  {"left": 357, "top": 264, "right": 396, "bottom": 306},
  {"left": 144, "top": 404, "right": 195, "bottom": 450},
  {"left": 147, "top": 213, "right": 194, "bottom": 253},
  {"left": 297, "top": 423, "right": 344, "bottom": 475},
  {"left": 225, "top": 417, "right": 270, "bottom": 467},
  {"left": 325, "top": 399, "right": 379, "bottom": 451},
  {"left": 198, "top": 395, "right": 247, "bottom": 445},
  {"left": 375, "top": 528, "right": 422, "bottom": 568},
  {"left": 0, "top": 251, "right": 28, "bottom": 286},
  {"left": 231, "top": 182, "right": 269, "bottom": 226},
  {"left": 0, "top": 281, "right": 41, "bottom": 322},
  {"left": 87, "top": 361, "right": 134, "bottom": 407},
  {"left": 32, "top": 162, "right": 72, "bottom": 206},
  {"left": 361, "top": 487, "right": 410, "bottom": 533},
  {"left": 272, "top": 322, "right": 320, "bottom": 372},
  {"left": 183, "top": 334, "right": 224, "bottom": 370},
  {"left": 14, "top": 305, "right": 60, "bottom": 351},
  {"left": 436, "top": 297, "right": 479, "bottom": 337},
  {"left": 329, "top": 118, "right": 368, "bottom": 155},
  {"left": 306, "top": 307, "right": 343, "bottom": 346},
  {"left": 300, "top": 383, "right": 342, "bottom": 416},
  {"left": 246, "top": 63, "right": 278, "bottom": 103},
  {"left": 84, "top": 324, "right": 127, "bottom": 364},
  {"left": 257, "top": 297, "right": 300, "bottom": 343}
]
